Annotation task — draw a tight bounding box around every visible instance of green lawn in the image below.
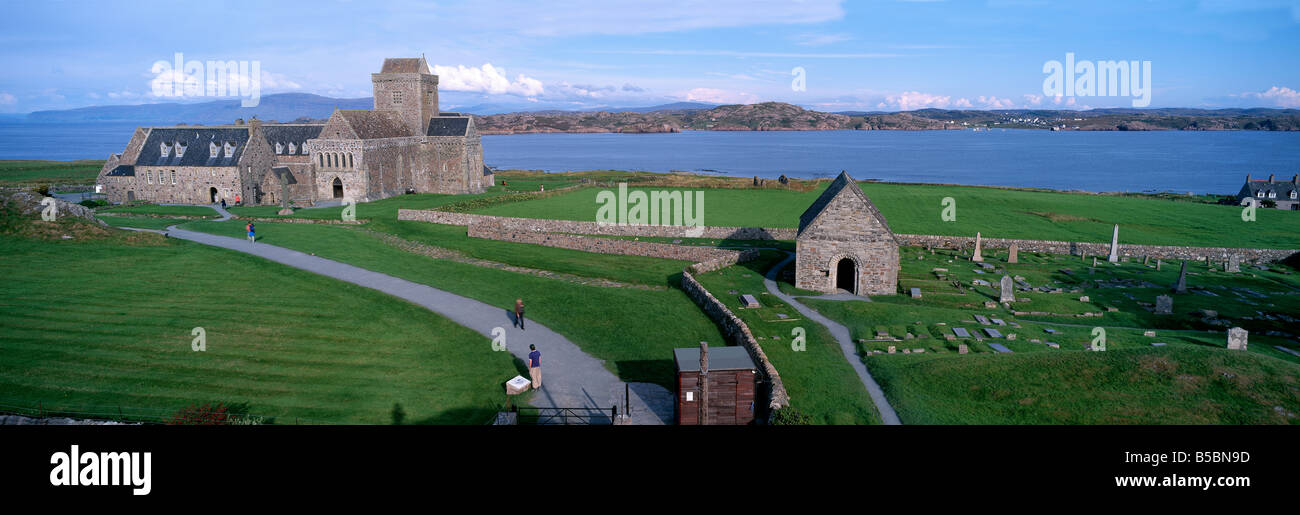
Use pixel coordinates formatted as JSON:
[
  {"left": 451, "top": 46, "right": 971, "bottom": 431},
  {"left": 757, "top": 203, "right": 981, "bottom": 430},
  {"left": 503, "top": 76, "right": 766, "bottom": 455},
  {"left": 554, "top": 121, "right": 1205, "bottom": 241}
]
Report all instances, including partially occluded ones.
[
  {"left": 865, "top": 345, "right": 1300, "bottom": 424},
  {"left": 475, "top": 180, "right": 1300, "bottom": 249},
  {"left": 0, "top": 224, "right": 522, "bottom": 424},
  {"left": 97, "top": 216, "right": 188, "bottom": 231},
  {"left": 0, "top": 160, "right": 104, "bottom": 187},
  {"left": 181, "top": 219, "right": 727, "bottom": 388},
  {"left": 227, "top": 190, "right": 507, "bottom": 220},
  {"left": 694, "top": 250, "right": 881, "bottom": 425},
  {"left": 98, "top": 204, "right": 219, "bottom": 218}
]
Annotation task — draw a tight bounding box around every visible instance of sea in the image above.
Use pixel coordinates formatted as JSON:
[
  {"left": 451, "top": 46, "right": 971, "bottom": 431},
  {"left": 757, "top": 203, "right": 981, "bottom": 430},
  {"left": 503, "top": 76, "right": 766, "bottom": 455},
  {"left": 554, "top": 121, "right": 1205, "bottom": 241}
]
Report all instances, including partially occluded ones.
[{"left": 3, "top": 120, "right": 1298, "bottom": 195}]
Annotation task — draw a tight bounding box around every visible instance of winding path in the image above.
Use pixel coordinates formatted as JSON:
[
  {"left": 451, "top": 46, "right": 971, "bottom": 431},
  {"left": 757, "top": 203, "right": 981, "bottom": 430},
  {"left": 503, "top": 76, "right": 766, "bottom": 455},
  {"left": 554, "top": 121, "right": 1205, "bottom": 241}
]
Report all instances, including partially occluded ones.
[
  {"left": 140, "top": 205, "right": 674, "bottom": 424},
  {"left": 762, "top": 253, "right": 902, "bottom": 425}
]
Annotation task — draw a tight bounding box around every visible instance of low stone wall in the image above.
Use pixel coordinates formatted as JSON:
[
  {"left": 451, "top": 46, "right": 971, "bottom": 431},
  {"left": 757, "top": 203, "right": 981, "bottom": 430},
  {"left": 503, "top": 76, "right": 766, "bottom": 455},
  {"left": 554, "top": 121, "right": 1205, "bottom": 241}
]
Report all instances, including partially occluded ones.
[
  {"left": 894, "top": 234, "right": 1299, "bottom": 264},
  {"left": 467, "top": 223, "right": 739, "bottom": 263},
  {"left": 680, "top": 250, "right": 790, "bottom": 413},
  {"left": 399, "top": 209, "right": 796, "bottom": 240}
]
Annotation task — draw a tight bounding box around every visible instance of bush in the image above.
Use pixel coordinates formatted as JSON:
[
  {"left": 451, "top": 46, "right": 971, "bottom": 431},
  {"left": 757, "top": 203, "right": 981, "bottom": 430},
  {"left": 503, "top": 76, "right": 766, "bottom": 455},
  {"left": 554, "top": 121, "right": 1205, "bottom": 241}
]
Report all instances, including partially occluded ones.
[{"left": 770, "top": 407, "right": 812, "bottom": 425}]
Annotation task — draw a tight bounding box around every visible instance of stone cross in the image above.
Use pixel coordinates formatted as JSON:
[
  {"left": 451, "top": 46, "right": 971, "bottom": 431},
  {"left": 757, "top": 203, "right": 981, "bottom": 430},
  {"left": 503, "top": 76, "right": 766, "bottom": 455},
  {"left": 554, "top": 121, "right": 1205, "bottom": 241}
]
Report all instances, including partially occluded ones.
[
  {"left": 1156, "top": 259, "right": 1162, "bottom": 271},
  {"left": 1227, "top": 254, "right": 1241, "bottom": 273},
  {"left": 1107, "top": 224, "right": 1120, "bottom": 263},
  {"left": 1007, "top": 243, "right": 1019, "bottom": 264},
  {"left": 999, "top": 275, "right": 1015, "bottom": 303},
  {"left": 971, "top": 232, "right": 984, "bottom": 262},
  {"left": 1172, "top": 261, "right": 1188, "bottom": 293},
  {"left": 1092, "top": 256, "right": 1098, "bottom": 267},
  {"left": 1227, "top": 327, "right": 1248, "bottom": 350},
  {"left": 1154, "top": 295, "right": 1173, "bottom": 315}
]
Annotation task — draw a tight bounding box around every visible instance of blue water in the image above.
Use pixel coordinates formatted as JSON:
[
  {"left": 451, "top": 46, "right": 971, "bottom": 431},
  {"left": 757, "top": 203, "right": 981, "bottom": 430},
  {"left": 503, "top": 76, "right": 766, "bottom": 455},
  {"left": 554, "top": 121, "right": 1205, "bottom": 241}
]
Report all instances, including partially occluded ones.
[{"left": 3, "top": 120, "right": 1297, "bottom": 194}]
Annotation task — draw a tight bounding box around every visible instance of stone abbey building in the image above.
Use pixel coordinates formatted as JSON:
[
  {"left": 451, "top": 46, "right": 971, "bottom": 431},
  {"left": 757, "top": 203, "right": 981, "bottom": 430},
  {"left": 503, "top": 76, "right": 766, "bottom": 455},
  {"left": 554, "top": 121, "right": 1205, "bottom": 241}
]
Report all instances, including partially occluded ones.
[
  {"left": 97, "top": 57, "right": 490, "bottom": 206},
  {"left": 795, "top": 171, "right": 900, "bottom": 295}
]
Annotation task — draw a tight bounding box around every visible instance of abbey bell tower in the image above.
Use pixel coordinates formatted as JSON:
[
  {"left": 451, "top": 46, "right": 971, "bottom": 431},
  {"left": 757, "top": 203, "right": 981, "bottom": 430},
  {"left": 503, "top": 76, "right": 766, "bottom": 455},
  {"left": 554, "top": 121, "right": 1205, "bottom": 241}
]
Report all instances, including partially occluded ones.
[{"left": 371, "top": 57, "right": 439, "bottom": 136}]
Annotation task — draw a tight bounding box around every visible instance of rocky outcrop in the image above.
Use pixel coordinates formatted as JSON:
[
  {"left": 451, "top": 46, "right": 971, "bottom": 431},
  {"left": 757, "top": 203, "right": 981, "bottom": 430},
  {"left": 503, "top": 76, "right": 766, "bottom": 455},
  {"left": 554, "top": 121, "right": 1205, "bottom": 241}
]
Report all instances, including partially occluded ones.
[{"left": 2, "top": 191, "right": 106, "bottom": 226}]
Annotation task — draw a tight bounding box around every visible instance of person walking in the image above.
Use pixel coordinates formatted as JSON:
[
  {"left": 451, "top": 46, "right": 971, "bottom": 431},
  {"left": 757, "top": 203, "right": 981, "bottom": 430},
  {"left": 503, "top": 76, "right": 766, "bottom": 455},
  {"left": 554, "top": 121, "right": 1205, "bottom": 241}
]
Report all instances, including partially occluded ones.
[
  {"left": 514, "top": 298, "right": 525, "bottom": 330},
  {"left": 527, "top": 344, "right": 542, "bottom": 390},
  {"left": 235, "top": 193, "right": 242, "bottom": 206},
  {"left": 246, "top": 221, "right": 255, "bottom": 244}
]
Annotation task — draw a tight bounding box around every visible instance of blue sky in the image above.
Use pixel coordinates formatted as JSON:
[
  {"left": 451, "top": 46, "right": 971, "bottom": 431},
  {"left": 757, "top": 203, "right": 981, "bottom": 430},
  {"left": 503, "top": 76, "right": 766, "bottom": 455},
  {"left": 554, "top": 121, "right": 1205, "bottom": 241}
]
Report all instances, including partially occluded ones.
[{"left": 1, "top": 0, "right": 1298, "bottom": 113}]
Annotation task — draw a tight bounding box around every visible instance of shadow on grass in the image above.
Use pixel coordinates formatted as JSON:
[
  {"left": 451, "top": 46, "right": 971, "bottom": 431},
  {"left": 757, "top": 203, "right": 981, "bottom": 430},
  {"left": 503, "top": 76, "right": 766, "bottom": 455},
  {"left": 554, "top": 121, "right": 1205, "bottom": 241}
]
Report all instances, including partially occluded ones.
[{"left": 614, "top": 359, "right": 675, "bottom": 389}]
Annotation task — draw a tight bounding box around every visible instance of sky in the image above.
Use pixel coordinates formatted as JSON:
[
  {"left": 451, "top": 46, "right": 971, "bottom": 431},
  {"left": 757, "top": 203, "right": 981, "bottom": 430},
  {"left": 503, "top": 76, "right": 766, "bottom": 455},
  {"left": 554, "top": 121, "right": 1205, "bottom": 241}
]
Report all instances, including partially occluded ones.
[{"left": 1, "top": 0, "right": 1298, "bottom": 113}]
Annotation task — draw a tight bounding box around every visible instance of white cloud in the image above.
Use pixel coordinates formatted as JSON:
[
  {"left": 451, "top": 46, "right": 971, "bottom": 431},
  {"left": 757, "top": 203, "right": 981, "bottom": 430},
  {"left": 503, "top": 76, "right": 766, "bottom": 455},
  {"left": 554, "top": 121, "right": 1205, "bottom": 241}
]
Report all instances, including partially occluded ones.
[
  {"left": 1022, "top": 94, "right": 1044, "bottom": 106},
  {"left": 977, "top": 95, "right": 1016, "bottom": 108},
  {"left": 683, "top": 87, "right": 758, "bottom": 104},
  {"left": 791, "top": 32, "right": 854, "bottom": 46},
  {"left": 1239, "top": 86, "right": 1300, "bottom": 107},
  {"left": 877, "top": 91, "right": 954, "bottom": 110},
  {"left": 0, "top": 92, "right": 15, "bottom": 105},
  {"left": 432, "top": 63, "right": 544, "bottom": 97}
]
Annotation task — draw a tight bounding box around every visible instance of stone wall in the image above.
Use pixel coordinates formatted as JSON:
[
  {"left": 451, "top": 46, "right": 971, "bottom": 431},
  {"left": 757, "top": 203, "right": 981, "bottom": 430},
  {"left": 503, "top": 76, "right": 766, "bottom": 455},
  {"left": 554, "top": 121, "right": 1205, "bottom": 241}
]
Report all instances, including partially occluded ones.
[
  {"left": 467, "top": 223, "right": 739, "bottom": 263},
  {"left": 398, "top": 209, "right": 797, "bottom": 239},
  {"left": 894, "top": 234, "right": 1300, "bottom": 264},
  {"left": 679, "top": 251, "right": 790, "bottom": 412}
]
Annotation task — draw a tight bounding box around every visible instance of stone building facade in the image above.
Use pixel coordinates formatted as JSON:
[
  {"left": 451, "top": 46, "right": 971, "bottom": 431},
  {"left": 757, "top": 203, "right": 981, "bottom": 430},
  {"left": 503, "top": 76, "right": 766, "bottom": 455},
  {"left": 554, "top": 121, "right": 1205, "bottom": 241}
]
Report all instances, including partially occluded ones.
[
  {"left": 97, "top": 56, "right": 489, "bottom": 206},
  {"left": 794, "top": 171, "right": 900, "bottom": 295}
]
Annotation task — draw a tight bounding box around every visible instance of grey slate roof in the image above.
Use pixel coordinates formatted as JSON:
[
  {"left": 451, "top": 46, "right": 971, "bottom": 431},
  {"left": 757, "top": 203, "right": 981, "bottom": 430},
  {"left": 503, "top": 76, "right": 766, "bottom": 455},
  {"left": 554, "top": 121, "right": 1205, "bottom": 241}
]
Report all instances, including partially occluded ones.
[
  {"left": 674, "top": 346, "right": 757, "bottom": 372},
  {"left": 137, "top": 127, "right": 249, "bottom": 167},
  {"left": 380, "top": 57, "right": 429, "bottom": 74},
  {"left": 105, "top": 164, "right": 135, "bottom": 177},
  {"left": 263, "top": 124, "right": 323, "bottom": 152},
  {"left": 1241, "top": 177, "right": 1299, "bottom": 200},
  {"left": 797, "top": 170, "right": 895, "bottom": 238},
  {"left": 337, "top": 110, "right": 411, "bottom": 139},
  {"left": 427, "top": 116, "right": 470, "bottom": 136}
]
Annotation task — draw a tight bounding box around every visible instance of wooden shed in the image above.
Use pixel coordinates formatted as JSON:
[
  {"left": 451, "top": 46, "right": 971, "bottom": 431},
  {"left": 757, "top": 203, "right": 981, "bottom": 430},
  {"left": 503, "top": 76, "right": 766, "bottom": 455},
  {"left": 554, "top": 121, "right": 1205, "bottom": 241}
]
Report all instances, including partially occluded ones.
[{"left": 674, "top": 343, "right": 758, "bottom": 425}]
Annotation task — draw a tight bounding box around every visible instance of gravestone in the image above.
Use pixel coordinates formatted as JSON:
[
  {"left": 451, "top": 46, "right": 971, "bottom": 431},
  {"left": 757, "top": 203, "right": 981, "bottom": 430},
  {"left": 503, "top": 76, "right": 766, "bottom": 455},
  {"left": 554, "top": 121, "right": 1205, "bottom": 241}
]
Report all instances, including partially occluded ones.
[
  {"left": 888, "top": 346, "right": 896, "bottom": 354},
  {"left": 1107, "top": 224, "right": 1120, "bottom": 263},
  {"left": 1007, "top": 243, "right": 1019, "bottom": 264},
  {"left": 988, "top": 343, "right": 1012, "bottom": 353},
  {"left": 1151, "top": 342, "right": 1166, "bottom": 347},
  {"left": 984, "top": 328, "right": 1003, "bottom": 338},
  {"left": 1172, "top": 261, "right": 1188, "bottom": 293},
  {"left": 1079, "top": 295, "right": 1090, "bottom": 302},
  {"left": 1154, "top": 295, "right": 1173, "bottom": 315},
  {"left": 740, "top": 294, "right": 761, "bottom": 308},
  {"left": 1143, "top": 330, "right": 1156, "bottom": 337},
  {"left": 1226, "top": 327, "right": 1248, "bottom": 350},
  {"left": 1045, "top": 342, "right": 1060, "bottom": 348},
  {"left": 952, "top": 327, "right": 971, "bottom": 338},
  {"left": 999, "top": 275, "right": 1015, "bottom": 303},
  {"left": 1143, "top": 255, "right": 1150, "bottom": 265},
  {"left": 991, "top": 318, "right": 1006, "bottom": 326},
  {"left": 971, "top": 232, "right": 984, "bottom": 262},
  {"left": 973, "top": 315, "right": 991, "bottom": 325},
  {"left": 958, "top": 344, "right": 969, "bottom": 354},
  {"left": 1092, "top": 256, "right": 1099, "bottom": 267},
  {"left": 910, "top": 288, "right": 922, "bottom": 299},
  {"left": 1227, "top": 255, "right": 1241, "bottom": 273},
  {"left": 1044, "top": 328, "right": 1058, "bottom": 334},
  {"left": 1156, "top": 260, "right": 1162, "bottom": 271}
]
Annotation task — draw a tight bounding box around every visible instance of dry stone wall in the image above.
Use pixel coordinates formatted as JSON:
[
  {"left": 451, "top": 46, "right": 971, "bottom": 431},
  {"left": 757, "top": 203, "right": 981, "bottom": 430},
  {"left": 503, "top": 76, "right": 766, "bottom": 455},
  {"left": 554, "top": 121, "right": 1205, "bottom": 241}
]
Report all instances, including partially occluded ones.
[
  {"left": 680, "top": 250, "right": 790, "bottom": 412},
  {"left": 895, "top": 234, "right": 1299, "bottom": 264},
  {"left": 398, "top": 209, "right": 796, "bottom": 239}
]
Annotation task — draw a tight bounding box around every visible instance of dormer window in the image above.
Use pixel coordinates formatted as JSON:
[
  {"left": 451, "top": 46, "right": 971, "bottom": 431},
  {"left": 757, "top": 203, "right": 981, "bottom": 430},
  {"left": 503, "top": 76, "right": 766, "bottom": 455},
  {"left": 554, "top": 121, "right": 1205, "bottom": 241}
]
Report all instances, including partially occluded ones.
[
  {"left": 289, "top": 142, "right": 297, "bottom": 154},
  {"left": 1257, "top": 191, "right": 1266, "bottom": 198},
  {"left": 1268, "top": 191, "right": 1277, "bottom": 198},
  {"left": 1291, "top": 191, "right": 1297, "bottom": 199},
  {"left": 160, "top": 142, "right": 172, "bottom": 157},
  {"left": 174, "top": 141, "right": 186, "bottom": 158},
  {"left": 209, "top": 141, "right": 220, "bottom": 158},
  {"left": 223, "top": 141, "right": 236, "bottom": 158},
  {"left": 275, "top": 142, "right": 284, "bottom": 154}
]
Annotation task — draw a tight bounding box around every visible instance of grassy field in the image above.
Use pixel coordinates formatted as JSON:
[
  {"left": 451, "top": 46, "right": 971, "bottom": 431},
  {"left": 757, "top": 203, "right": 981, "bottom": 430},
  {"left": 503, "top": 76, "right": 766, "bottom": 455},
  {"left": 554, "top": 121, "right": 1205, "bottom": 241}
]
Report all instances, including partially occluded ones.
[
  {"left": 0, "top": 219, "right": 522, "bottom": 424},
  {"left": 475, "top": 178, "right": 1300, "bottom": 249},
  {"left": 227, "top": 190, "right": 506, "bottom": 220},
  {"left": 799, "top": 244, "right": 1300, "bottom": 424},
  {"left": 97, "top": 216, "right": 189, "bottom": 231},
  {"left": 0, "top": 160, "right": 104, "bottom": 187},
  {"left": 98, "top": 204, "right": 220, "bottom": 218},
  {"left": 180, "top": 219, "right": 727, "bottom": 388},
  {"left": 864, "top": 346, "right": 1300, "bottom": 424},
  {"left": 694, "top": 250, "right": 881, "bottom": 424}
]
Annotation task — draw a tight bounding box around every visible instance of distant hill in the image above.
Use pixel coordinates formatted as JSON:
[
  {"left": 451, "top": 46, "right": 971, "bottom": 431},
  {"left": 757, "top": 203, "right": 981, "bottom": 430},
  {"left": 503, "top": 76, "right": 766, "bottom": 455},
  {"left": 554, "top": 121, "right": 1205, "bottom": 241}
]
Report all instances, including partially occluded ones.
[
  {"left": 23, "top": 94, "right": 1300, "bottom": 132},
  {"left": 26, "top": 93, "right": 371, "bottom": 124}
]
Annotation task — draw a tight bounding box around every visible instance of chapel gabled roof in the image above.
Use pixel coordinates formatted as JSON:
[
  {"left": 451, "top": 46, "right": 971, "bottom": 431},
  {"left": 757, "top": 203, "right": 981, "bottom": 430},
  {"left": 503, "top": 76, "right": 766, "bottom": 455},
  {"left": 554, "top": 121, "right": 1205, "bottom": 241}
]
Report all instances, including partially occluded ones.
[
  {"left": 335, "top": 110, "right": 412, "bottom": 139},
  {"left": 380, "top": 57, "right": 429, "bottom": 74},
  {"left": 796, "top": 171, "right": 895, "bottom": 239}
]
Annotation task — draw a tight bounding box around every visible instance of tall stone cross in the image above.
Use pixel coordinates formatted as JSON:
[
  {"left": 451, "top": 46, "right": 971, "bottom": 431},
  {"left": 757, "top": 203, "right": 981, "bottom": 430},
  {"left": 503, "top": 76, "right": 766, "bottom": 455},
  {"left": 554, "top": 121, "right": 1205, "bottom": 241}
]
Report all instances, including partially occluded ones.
[
  {"left": 1107, "top": 224, "right": 1120, "bottom": 263},
  {"left": 971, "top": 232, "right": 984, "bottom": 262}
]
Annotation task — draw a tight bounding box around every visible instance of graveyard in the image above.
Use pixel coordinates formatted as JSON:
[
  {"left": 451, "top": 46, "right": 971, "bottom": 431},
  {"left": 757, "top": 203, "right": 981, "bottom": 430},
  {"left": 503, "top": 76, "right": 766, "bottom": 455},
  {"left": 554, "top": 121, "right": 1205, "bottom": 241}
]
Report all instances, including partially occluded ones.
[{"left": 2, "top": 168, "right": 1299, "bottom": 425}]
